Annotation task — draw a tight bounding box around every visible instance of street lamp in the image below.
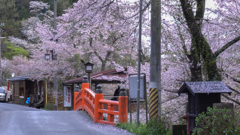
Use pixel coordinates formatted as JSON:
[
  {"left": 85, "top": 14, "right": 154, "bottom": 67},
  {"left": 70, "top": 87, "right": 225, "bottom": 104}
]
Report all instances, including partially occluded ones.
[
  {"left": 45, "top": 49, "right": 57, "bottom": 61},
  {"left": 84, "top": 62, "right": 94, "bottom": 89},
  {"left": 50, "top": 49, "right": 57, "bottom": 60},
  {"left": 45, "top": 50, "right": 50, "bottom": 61},
  {"left": 44, "top": 49, "right": 58, "bottom": 110}
]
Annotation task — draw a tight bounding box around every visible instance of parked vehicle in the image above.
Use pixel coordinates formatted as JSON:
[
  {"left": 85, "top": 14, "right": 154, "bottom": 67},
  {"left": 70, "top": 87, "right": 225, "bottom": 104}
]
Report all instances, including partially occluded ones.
[{"left": 0, "top": 88, "right": 6, "bottom": 102}]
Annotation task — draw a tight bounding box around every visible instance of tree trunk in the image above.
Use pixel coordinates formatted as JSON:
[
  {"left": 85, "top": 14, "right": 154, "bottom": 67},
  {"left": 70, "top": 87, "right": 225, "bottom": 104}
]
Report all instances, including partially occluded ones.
[
  {"left": 190, "top": 38, "right": 202, "bottom": 81},
  {"left": 180, "top": 0, "right": 221, "bottom": 81},
  {"left": 101, "top": 61, "right": 106, "bottom": 71},
  {"left": 192, "top": 31, "right": 221, "bottom": 81}
]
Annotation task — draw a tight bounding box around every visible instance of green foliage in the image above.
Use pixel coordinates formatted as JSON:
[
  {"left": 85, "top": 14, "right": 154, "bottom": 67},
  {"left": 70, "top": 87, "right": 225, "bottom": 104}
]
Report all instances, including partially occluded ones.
[
  {"left": 116, "top": 121, "right": 148, "bottom": 135},
  {"left": 178, "top": 115, "right": 186, "bottom": 125},
  {"left": 37, "top": 0, "right": 77, "bottom": 16},
  {"left": 67, "top": 54, "right": 84, "bottom": 74},
  {"left": 0, "top": 0, "right": 20, "bottom": 37},
  {"left": 15, "top": 0, "right": 31, "bottom": 20},
  {"left": 116, "top": 117, "right": 171, "bottom": 135},
  {"left": 2, "top": 41, "right": 29, "bottom": 60},
  {"left": 193, "top": 106, "right": 240, "bottom": 135},
  {"left": 0, "top": 0, "right": 77, "bottom": 38},
  {"left": 43, "top": 102, "right": 54, "bottom": 110}
]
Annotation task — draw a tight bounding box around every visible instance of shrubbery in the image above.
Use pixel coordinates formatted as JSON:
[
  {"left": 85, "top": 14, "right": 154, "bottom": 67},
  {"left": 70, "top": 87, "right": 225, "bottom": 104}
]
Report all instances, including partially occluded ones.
[
  {"left": 43, "top": 103, "right": 54, "bottom": 110},
  {"left": 116, "top": 117, "right": 171, "bottom": 135},
  {"left": 193, "top": 106, "right": 240, "bottom": 135}
]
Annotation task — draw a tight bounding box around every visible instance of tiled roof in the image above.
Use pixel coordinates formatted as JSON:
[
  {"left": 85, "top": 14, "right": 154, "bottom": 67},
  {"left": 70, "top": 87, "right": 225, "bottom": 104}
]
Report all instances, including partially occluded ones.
[
  {"left": 62, "top": 68, "right": 127, "bottom": 84},
  {"left": 7, "top": 76, "right": 30, "bottom": 81},
  {"left": 178, "top": 81, "right": 232, "bottom": 96}
]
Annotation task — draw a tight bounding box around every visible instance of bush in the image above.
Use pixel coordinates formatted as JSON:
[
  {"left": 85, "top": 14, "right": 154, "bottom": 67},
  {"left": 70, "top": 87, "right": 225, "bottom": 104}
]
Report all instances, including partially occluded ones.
[
  {"left": 193, "top": 106, "right": 240, "bottom": 135},
  {"left": 43, "top": 103, "right": 54, "bottom": 110},
  {"left": 116, "top": 116, "right": 171, "bottom": 135},
  {"left": 147, "top": 117, "right": 171, "bottom": 135}
]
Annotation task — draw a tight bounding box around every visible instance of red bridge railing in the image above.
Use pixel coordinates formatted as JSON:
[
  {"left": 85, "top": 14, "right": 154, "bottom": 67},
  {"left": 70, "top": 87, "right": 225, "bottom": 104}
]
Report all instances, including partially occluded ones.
[{"left": 74, "top": 76, "right": 128, "bottom": 125}]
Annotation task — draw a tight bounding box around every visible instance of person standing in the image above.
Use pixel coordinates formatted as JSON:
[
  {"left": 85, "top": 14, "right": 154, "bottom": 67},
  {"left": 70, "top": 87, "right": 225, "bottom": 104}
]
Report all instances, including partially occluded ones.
[{"left": 111, "top": 85, "right": 120, "bottom": 101}]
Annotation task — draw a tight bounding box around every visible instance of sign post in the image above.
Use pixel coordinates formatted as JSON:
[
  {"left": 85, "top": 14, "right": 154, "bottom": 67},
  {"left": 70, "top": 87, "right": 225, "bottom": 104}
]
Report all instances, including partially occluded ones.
[
  {"left": 63, "top": 85, "right": 72, "bottom": 108},
  {"left": 128, "top": 73, "right": 147, "bottom": 124}
]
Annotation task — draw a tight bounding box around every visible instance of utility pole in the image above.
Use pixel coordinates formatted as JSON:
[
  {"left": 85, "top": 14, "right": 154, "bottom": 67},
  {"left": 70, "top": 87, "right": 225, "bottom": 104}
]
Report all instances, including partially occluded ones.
[
  {"left": 0, "top": 22, "right": 6, "bottom": 87},
  {"left": 53, "top": 0, "right": 58, "bottom": 110},
  {"left": 137, "top": 0, "right": 143, "bottom": 127},
  {"left": 149, "top": 0, "right": 161, "bottom": 119},
  {"left": 54, "top": 0, "right": 57, "bottom": 34}
]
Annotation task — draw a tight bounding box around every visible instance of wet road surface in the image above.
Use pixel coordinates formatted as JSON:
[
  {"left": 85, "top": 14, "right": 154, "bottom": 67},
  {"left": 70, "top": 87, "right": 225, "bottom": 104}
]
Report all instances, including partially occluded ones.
[{"left": 0, "top": 103, "right": 134, "bottom": 135}]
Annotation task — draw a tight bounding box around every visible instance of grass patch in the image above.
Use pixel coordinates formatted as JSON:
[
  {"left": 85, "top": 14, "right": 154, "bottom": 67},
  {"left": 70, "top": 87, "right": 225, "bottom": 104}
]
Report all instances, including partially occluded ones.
[
  {"left": 42, "top": 103, "right": 54, "bottom": 111},
  {"left": 117, "top": 117, "right": 172, "bottom": 135}
]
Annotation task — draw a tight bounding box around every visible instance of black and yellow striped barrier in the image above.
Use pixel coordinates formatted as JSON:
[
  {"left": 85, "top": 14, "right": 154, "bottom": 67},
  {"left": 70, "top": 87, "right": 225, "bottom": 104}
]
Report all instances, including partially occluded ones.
[{"left": 149, "top": 88, "right": 158, "bottom": 118}]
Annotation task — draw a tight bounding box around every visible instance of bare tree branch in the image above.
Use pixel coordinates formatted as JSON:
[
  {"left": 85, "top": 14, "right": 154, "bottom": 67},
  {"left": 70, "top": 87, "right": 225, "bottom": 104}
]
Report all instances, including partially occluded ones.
[
  {"left": 161, "top": 102, "right": 186, "bottom": 115},
  {"left": 222, "top": 94, "right": 240, "bottom": 105},
  {"left": 162, "top": 89, "right": 178, "bottom": 94},
  {"left": 224, "top": 73, "right": 240, "bottom": 84},
  {"left": 161, "top": 96, "right": 180, "bottom": 104},
  {"left": 124, "top": 1, "right": 151, "bottom": 20},
  {"left": 226, "top": 85, "right": 240, "bottom": 95},
  {"left": 214, "top": 35, "right": 240, "bottom": 57}
]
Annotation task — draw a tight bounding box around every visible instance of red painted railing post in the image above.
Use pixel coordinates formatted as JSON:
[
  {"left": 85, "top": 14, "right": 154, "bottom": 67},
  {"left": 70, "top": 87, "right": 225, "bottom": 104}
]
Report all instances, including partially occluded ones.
[
  {"left": 74, "top": 91, "right": 78, "bottom": 110},
  {"left": 94, "top": 84, "right": 103, "bottom": 123},
  {"left": 108, "top": 104, "right": 115, "bottom": 122},
  {"left": 183, "top": 115, "right": 189, "bottom": 135},
  {"left": 118, "top": 87, "right": 128, "bottom": 123},
  {"left": 82, "top": 76, "right": 89, "bottom": 111}
]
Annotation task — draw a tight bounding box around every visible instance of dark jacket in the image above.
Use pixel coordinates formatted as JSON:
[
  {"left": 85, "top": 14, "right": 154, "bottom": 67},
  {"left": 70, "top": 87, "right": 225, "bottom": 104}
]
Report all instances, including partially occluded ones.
[{"left": 111, "top": 87, "right": 120, "bottom": 101}]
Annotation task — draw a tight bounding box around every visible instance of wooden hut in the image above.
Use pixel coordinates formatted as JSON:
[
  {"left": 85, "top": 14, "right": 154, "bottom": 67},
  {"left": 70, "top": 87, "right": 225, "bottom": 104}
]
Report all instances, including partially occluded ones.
[
  {"left": 178, "top": 81, "right": 232, "bottom": 134},
  {"left": 8, "top": 76, "right": 46, "bottom": 107}
]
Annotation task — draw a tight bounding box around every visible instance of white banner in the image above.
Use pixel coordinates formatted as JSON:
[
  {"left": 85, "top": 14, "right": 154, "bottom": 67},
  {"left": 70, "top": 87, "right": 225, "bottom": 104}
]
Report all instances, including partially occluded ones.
[{"left": 64, "top": 86, "right": 72, "bottom": 107}]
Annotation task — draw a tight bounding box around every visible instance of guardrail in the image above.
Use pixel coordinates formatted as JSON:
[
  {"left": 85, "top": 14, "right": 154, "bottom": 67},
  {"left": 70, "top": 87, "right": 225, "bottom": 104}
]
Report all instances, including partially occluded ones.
[{"left": 74, "top": 76, "right": 128, "bottom": 125}]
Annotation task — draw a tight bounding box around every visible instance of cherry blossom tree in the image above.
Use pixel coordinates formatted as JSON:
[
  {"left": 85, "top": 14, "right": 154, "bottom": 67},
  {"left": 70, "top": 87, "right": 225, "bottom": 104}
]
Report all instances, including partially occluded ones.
[
  {"left": 31, "top": 0, "right": 150, "bottom": 80},
  {"left": 6, "top": 0, "right": 240, "bottom": 123}
]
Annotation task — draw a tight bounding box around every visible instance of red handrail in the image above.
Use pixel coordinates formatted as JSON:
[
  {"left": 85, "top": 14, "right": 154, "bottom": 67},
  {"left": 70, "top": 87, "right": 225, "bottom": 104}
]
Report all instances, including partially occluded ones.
[{"left": 74, "top": 82, "right": 128, "bottom": 125}]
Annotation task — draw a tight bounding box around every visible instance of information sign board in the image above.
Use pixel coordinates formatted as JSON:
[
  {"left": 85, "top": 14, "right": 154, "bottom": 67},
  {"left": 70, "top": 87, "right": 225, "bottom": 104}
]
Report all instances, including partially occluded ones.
[{"left": 64, "top": 85, "right": 72, "bottom": 107}]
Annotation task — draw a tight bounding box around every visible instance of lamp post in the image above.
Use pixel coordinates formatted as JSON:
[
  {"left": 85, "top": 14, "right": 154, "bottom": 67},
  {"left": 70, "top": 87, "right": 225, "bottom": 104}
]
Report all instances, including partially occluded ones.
[
  {"left": 45, "top": 50, "right": 50, "bottom": 60},
  {"left": 45, "top": 49, "right": 57, "bottom": 61},
  {"left": 43, "top": 0, "right": 58, "bottom": 110},
  {"left": 84, "top": 62, "right": 94, "bottom": 89},
  {"left": 44, "top": 49, "right": 58, "bottom": 110}
]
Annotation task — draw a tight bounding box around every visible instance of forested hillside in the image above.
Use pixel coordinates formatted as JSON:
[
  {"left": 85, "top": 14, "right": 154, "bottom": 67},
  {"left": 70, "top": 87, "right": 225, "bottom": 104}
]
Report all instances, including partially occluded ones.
[
  {"left": 0, "top": 0, "right": 77, "bottom": 37},
  {"left": 0, "top": 0, "right": 77, "bottom": 59}
]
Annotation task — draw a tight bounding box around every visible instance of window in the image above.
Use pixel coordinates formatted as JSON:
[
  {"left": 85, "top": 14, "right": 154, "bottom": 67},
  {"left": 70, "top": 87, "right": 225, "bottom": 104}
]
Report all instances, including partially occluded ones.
[
  {"left": 0, "top": 88, "right": 4, "bottom": 93},
  {"left": 19, "top": 87, "right": 24, "bottom": 96}
]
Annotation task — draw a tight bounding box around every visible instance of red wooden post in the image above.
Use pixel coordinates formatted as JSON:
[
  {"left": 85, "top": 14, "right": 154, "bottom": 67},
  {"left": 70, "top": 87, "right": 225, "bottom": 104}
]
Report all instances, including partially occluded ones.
[
  {"left": 94, "top": 84, "right": 103, "bottom": 123},
  {"left": 108, "top": 104, "right": 115, "bottom": 122},
  {"left": 82, "top": 76, "right": 89, "bottom": 111},
  {"left": 183, "top": 115, "right": 189, "bottom": 135},
  {"left": 74, "top": 91, "right": 78, "bottom": 110},
  {"left": 119, "top": 87, "right": 128, "bottom": 123}
]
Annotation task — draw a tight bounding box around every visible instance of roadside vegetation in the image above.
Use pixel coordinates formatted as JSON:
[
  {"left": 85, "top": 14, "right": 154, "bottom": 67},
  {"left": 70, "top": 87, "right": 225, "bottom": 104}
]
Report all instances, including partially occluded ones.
[
  {"left": 193, "top": 107, "right": 240, "bottom": 135},
  {"left": 116, "top": 117, "right": 172, "bottom": 135},
  {"left": 42, "top": 103, "right": 54, "bottom": 111}
]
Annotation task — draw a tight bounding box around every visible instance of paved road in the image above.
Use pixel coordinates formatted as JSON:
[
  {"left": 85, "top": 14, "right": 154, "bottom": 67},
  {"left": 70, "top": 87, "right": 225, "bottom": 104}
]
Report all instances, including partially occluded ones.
[{"left": 0, "top": 103, "right": 134, "bottom": 135}]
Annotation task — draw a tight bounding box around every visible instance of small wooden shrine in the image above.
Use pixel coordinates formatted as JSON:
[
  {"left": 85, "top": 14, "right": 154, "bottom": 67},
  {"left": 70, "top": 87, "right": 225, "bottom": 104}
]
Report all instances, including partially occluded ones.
[{"left": 178, "top": 81, "right": 232, "bottom": 134}]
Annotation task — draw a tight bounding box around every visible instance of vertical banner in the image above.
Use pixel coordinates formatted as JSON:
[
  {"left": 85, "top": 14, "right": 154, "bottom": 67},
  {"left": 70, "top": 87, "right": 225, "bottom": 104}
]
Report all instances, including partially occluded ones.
[{"left": 64, "top": 85, "right": 72, "bottom": 107}]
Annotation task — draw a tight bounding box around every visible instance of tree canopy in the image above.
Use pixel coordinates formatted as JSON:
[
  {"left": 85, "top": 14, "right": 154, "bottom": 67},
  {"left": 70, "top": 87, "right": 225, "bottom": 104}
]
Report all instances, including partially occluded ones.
[{"left": 2, "top": 0, "right": 240, "bottom": 123}]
